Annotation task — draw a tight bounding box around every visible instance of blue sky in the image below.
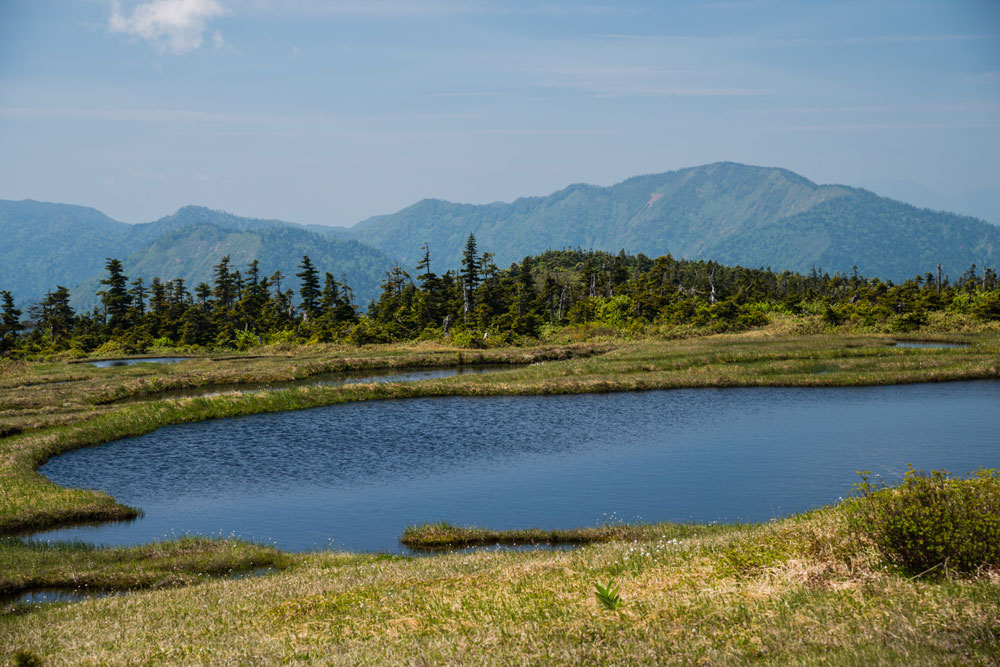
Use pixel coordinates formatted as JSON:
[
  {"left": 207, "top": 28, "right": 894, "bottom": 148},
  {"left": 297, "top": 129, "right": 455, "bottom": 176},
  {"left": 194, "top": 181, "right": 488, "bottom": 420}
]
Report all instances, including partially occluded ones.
[{"left": 1, "top": 0, "right": 998, "bottom": 226}]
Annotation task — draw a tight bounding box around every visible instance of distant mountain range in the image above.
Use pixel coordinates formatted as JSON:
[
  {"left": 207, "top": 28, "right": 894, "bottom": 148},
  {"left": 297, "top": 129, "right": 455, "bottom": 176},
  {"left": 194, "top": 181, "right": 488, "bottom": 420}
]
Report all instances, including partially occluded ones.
[
  {"left": 3, "top": 162, "right": 998, "bottom": 309},
  {"left": 347, "top": 162, "right": 1000, "bottom": 280},
  {"left": 0, "top": 201, "right": 392, "bottom": 309}
]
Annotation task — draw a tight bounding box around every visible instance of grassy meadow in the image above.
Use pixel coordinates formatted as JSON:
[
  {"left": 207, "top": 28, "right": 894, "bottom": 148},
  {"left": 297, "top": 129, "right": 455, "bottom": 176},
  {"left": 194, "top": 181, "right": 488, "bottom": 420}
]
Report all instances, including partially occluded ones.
[
  {"left": 4, "top": 508, "right": 999, "bottom": 664},
  {"left": 2, "top": 328, "right": 999, "bottom": 664}
]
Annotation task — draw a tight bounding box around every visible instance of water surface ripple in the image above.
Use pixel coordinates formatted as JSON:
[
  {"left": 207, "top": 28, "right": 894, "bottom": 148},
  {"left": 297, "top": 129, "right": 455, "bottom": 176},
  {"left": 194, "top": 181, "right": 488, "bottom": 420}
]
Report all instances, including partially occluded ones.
[{"left": 38, "top": 381, "right": 1000, "bottom": 553}]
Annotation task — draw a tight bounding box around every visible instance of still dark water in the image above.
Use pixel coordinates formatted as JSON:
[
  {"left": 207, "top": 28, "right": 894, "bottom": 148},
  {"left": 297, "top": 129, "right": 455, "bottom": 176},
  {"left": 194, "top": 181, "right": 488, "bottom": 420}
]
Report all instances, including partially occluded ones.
[
  {"left": 88, "top": 357, "right": 191, "bottom": 367},
  {"left": 38, "top": 381, "right": 1000, "bottom": 553}
]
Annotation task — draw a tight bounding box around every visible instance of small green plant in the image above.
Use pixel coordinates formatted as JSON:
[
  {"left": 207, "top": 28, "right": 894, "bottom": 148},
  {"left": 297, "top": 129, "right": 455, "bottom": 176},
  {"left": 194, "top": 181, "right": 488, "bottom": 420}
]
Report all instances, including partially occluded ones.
[
  {"left": 846, "top": 466, "right": 1000, "bottom": 575},
  {"left": 594, "top": 579, "right": 622, "bottom": 610}
]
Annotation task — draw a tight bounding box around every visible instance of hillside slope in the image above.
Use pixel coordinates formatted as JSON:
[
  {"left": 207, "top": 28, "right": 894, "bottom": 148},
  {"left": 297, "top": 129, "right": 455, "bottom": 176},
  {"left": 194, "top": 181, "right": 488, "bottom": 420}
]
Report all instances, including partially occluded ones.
[
  {"left": 351, "top": 162, "right": 1000, "bottom": 280},
  {"left": 0, "top": 202, "right": 394, "bottom": 308},
  {"left": 0, "top": 200, "right": 138, "bottom": 303}
]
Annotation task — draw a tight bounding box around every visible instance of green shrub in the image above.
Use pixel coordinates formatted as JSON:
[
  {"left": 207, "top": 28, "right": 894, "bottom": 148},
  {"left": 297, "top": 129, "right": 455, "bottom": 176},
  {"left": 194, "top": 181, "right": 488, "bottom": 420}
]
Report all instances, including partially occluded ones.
[
  {"left": 846, "top": 466, "right": 1000, "bottom": 575},
  {"left": 150, "top": 336, "right": 173, "bottom": 349},
  {"left": 450, "top": 329, "right": 486, "bottom": 349},
  {"left": 233, "top": 329, "right": 261, "bottom": 351},
  {"left": 889, "top": 311, "right": 928, "bottom": 333}
]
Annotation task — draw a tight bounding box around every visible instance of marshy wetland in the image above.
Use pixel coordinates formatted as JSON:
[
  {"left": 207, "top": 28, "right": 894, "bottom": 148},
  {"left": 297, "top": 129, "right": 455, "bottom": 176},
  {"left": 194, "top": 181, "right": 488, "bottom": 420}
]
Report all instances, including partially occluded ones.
[
  {"left": 38, "top": 380, "right": 1000, "bottom": 553},
  {"left": 3, "top": 332, "right": 1000, "bottom": 664}
]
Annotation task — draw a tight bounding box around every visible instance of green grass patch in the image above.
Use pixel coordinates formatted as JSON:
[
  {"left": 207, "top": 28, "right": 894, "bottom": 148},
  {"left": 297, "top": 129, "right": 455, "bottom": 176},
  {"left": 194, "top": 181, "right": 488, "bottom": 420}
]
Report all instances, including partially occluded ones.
[
  {"left": 4, "top": 507, "right": 999, "bottom": 664},
  {"left": 400, "top": 521, "right": 708, "bottom": 549},
  {"left": 2, "top": 333, "right": 1000, "bottom": 663},
  {"left": 0, "top": 536, "right": 292, "bottom": 599}
]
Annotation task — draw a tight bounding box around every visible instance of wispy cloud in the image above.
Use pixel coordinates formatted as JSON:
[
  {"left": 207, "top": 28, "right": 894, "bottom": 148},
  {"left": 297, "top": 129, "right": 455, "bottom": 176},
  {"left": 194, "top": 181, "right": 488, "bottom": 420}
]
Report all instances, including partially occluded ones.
[
  {"left": 0, "top": 106, "right": 272, "bottom": 123},
  {"left": 540, "top": 81, "right": 765, "bottom": 97},
  {"left": 783, "top": 33, "right": 1000, "bottom": 47},
  {"left": 0, "top": 106, "right": 477, "bottom": 126},
  {"left": 109, "top": 0, "right": 227, "bottom": 54},
  {"left": 234, "top": 0, "right": 627, "bottom": 18},
  {"left": 529, "top": 62, "right": 764, "bottom": 98},
  {"left": 763, "top": 122, "right": 1000, "bottom": 132},
  {"left": 736, "top": 102, "right": 1000, "bottom": 116},
  {"left": 598, "top": 32, "right": 999, "bottom": 49}
]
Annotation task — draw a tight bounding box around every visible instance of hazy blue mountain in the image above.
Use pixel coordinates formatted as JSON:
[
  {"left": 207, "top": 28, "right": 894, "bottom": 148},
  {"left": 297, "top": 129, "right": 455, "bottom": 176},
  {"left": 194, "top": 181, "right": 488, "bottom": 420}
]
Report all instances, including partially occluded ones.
[
  {"left": 0, "top": 201, "right": 393, "bottom": 308},
  {"left": 72, "top": 222, "right": 391, "bottom": 311},
  {"left": 6, "top": 162, "right": 1000, "bottom": 310},
  {"left": 860, "top": 178, "right": 1000, "bottom": 226},
  {"left": 350, "top": 162, "right": 1000, "bottom": 281},
  {"left": 0, "top": 200, "right": 138, "bottom": 305}
]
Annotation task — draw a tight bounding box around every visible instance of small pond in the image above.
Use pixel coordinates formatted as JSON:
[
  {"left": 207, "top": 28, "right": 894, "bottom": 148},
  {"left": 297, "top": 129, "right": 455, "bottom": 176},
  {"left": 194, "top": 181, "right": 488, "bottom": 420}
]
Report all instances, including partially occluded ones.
[
  {"left": 891, "top": 341, "right": 968, "bottom": 349},
  {"left": 38, "top": 381, "right": 1000, "bottom": 554},
  {"left": 2, "top": 589, "right": 107, "bottom": 608},
  {"left": 1, "top": 567, "right": 280, "bottom": 609},
  {"left": 88, "top": 357, "right": 191, "bottom": 368}
]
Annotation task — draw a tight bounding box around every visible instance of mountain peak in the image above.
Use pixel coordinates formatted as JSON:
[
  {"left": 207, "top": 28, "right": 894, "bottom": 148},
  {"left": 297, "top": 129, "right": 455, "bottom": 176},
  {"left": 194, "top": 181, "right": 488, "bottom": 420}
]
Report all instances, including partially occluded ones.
[{"left": 349, "top": 163, "right": 999, "bottom": 280}]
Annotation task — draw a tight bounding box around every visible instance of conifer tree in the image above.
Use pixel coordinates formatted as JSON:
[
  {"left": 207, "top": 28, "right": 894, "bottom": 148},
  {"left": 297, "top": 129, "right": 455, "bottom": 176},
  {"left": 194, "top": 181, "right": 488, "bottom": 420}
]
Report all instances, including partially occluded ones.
[
  {"left": 191, "top": 282, "right": 208, "bottom": 305},
  {"left": 416, "top": 243, "right": 433, "bottom": 281},
  {"left": 98, "top": 258, "right": 131, "bottom": 330},
  {"left": 240, "top": 260, "right": 270, "bottom": 326},
  {"left": 296, "top": 255, "right": 321, "bottom": 318},
  {"left": 460, "top": 233, "right": 481, "bottom": 320},
  {"left": 29, "top": 286, "right": 75, "bottom": 344},
  {"left": 0, "top": 290, "right": 23, "bottom": 354},
  {"left": 127, "top": 278, "right": 147, "bottom": 317},
  {"left": 320, "top": 272, "right": 340, "bottom": 315},
  {"left": 212, "top": 256, "right": 237, "bottom": 309}
]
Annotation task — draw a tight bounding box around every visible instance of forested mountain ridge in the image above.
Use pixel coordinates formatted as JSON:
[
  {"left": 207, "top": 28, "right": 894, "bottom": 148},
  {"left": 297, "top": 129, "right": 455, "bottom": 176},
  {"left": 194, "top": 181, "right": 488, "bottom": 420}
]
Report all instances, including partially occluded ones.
[
  {"left": 0, "top": 202, "right": 393, "bottom": 308},
  {"left": 0, "top": 200, "right": 137, "bottom": 304},
  {"left": 5, "top": 162, "right": 1000, "bottom": 309},
  {"left": 349, "top": 162, "right": 1000, "bottom": 281}
]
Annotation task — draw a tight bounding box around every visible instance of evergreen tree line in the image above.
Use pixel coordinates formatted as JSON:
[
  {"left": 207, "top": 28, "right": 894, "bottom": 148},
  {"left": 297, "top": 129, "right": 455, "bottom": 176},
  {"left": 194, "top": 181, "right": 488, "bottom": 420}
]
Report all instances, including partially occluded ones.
[
  {"left": 1, "top": 234, "right": 999, "bottom": 356},
  {"left": 359, "top": 235, "right": 1000, "bottom": 344},
  {"left": 0, "top": 255, "right": 358, "bottom": 356}
]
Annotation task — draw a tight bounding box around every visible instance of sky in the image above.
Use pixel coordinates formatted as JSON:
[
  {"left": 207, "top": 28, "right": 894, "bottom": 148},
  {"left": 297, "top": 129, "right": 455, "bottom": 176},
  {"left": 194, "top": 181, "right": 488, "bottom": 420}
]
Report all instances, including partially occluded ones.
[{"left": 1, "top": 0, "right": 998, "bottom": 227}]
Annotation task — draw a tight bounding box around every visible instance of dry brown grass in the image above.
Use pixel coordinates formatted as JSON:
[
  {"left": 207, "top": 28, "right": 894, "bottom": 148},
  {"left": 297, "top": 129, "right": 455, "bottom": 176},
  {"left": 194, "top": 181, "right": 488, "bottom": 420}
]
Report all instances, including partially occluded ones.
[
  {"left": 3, "top": 509, "right": 998, "bottom": 664},
  {"left": 1, "top": 332, "right": 999, "bottom": 664}
]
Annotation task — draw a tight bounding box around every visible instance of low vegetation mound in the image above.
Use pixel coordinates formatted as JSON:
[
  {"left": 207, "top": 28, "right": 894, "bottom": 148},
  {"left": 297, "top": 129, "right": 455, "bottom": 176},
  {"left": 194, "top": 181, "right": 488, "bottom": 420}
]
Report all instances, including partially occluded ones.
[{"left": 846, "top": 466, "right": 1000, "bottom": 575}]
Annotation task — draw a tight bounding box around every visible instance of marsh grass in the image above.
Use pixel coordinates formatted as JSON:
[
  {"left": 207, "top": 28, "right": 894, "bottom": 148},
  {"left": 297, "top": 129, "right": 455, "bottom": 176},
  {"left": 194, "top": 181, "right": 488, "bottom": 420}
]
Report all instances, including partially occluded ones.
[
  {"left": 0, "top": 536, "right": 291, "bottom": 599},
  {"left": 2, "top": 333, "right": 1000, "bottom": 663},
  {"left": 401, "top": 522, "right": 723, "bottom": 549},
  {"left": 2, "top": 333, "right": 999, "bottom": 535},
  {"left": 3, "top": 508, "right": 999, "bottom": 664}
]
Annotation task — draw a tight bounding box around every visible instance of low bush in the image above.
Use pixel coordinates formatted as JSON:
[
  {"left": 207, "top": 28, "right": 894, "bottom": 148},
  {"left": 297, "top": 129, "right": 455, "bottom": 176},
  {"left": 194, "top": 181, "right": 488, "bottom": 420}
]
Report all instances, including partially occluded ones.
[{"left": 846, "top": 466, "right": 1000, "bottom": 575}]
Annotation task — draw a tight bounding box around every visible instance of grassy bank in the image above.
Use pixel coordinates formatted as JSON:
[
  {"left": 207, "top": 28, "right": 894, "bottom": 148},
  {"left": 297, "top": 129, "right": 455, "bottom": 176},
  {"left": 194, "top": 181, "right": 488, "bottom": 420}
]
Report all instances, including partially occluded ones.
[
  {"left": 3, "top": 506, "right": 998, "bottom": 664},
  {"left": 0, "top": 341, "right": 610, "bottom": 437},
  {"left": 2, "top": 332, "right": 999, "bottom": 663},
  {"left": 400, "top": 521, "right": 727, "bottom": 549},
  {"left": 2, "top": 333, "right": 999, "bottom": 535},
  {"left": 0, "top": 536, "right": 290, "bottom": 599}
]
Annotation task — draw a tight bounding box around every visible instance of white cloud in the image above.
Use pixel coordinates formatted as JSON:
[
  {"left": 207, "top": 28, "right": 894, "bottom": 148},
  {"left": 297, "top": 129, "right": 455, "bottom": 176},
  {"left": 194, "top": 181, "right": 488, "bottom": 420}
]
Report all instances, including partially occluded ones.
[
  {"left": 232, "top": 0, "right": 626, "bottom": 18},
  {"left": 110, "top": 0, "right": 227, "bottom": 54}
]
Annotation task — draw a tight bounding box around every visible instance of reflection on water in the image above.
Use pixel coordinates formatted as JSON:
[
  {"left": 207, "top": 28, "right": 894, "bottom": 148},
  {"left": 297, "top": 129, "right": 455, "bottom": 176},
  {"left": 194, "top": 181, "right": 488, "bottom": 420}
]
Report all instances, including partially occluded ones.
[
  {"left": 892, "top": 341, "right": 968, "bottom": 349},
  {"left": 2, "top": 566, "right": 280, "bottom": 608},
  {"left": 39, "top": 381, "right": 1000, "bottom": 554},
  {"left": 1, "top": 588, "right": 114, "bottom": 609},
  {"left": 88, "top": 357, "right": 190, "bottom": 368}
]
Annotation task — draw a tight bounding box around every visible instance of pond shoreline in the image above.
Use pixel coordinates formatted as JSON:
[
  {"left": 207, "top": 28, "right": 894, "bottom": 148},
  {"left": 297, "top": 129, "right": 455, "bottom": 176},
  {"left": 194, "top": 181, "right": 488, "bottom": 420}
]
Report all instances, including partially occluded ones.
[
  {"left": 3, "top": 334, "right": 1000, "bottom": 664},
  {"left": 3, "top": 333, "right": 997, "bottom": 539}
]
